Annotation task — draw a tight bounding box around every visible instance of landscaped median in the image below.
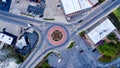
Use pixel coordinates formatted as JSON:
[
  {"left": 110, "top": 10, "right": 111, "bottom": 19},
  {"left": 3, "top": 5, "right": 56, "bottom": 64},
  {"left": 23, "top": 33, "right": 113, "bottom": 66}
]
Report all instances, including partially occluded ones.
[
  {"left": 43, "top": 18, "right": 55, "bottom": 21},
  {"left": 97, "top": 33, "right": 120, "bottom": 63},
  {"left": 98, "top": 0, "right": 105, "bottom": 3},
  {"left": 35, "top": 52, "right": 53, "bottom": 68},
  {"left": 79, "top": 31, "right": 85, "bottom": 37},
  {"left": 67, "top": 41, "right": 75, "bottom": 49}
]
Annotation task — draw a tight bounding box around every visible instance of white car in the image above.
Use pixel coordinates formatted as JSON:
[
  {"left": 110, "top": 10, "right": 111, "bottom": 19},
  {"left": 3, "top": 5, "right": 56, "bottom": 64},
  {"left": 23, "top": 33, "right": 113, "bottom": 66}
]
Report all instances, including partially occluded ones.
[
  {"left": 28, "top": 24, "right": 33, "bottom": 27},
  {"left": 58, "top": 58, "right": 62, "bottom": 63}
]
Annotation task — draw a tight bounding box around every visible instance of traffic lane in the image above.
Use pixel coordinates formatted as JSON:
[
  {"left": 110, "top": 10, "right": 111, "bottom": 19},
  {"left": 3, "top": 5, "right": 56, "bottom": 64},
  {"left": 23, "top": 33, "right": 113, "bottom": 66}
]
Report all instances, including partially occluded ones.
[
  {"left": 72, "top": 0, "right": 115, "bottom": 25},
  {"left": 27, "top": 37, "right": 71, "bottom": 68},
  {"left": 0, "top": 10, "right": 65, "bottom": 26},
  {"left": 76, "top": 0, "right": 120, "bottom": 32},
  {"left": 0, "top": 10, "right": 46, "bottom": 68},
  {"left": 84, "top": 0, "right": 116, "bottom": 20},
  {"left": 74, "top": 0, "right": 117, "bottom": 26},
  {"left": 19, "top": 28, "right": 43, "bottom": 68},
  {"left": 0, "top": 10, "right": 45, "bottom": 24},
  {"left": 81, "top": 0, "right": 114, "bottom": 22},
  {"left": 0, "top": 14, "right": 28, "bottom": 27},
  {"left": 20, "top": 24, "right": 70, "bottom": 68},
  {"left": 25, "top": 0, "right": 120, "bottom": 67}
]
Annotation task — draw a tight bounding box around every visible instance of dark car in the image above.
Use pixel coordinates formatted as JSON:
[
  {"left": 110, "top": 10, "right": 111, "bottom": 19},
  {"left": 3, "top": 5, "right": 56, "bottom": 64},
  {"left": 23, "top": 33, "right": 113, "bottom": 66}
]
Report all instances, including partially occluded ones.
[{"left": 79, "top": 50, "right": 83, "bottom": 53}]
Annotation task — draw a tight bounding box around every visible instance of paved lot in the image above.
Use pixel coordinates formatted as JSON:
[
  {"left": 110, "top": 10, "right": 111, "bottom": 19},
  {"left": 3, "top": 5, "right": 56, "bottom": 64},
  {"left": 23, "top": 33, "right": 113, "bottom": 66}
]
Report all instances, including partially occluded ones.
[
  {"left": 9, "top": 0, "right": 29, "bottom": 15},
  {"left": 44, "top": 0, "right": 68, "bottom": 24},
  {"left": 48, "top": 35, "right": 101, "bottom": 68},
  {"left": 0, "top": 20, "right": 22, "bottom": 36},
  {"left": 9, "top": 0, "right": 68, "bottom": 24},
  {"left": 9, "top": 0, "right": 43, "bottom": 21}
]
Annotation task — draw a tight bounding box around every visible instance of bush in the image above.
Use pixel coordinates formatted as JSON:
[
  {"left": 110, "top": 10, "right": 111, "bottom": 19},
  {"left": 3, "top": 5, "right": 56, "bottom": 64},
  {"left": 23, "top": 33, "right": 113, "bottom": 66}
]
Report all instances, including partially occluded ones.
[
  {"left": 67, "top": 41, "right": 75, "bottom": 49},
  {"left": 79, "top": 31, "right": 85, "bottom": 37},
  {"left": 36, "top": 60, "right": 52, "bottom": 68},
  {"left": 98, "top": 0, "right": 105, "bottom": 3},
  {"left": 113, "top": 7, "right": 120, "bottom": 22},
  {"left": 43, "top": 18, "right": 55, "bottom": 21},
  {"left": 98, "top": 55, "right": 112, "bottom": 63},
  {"left": 3, "top": 46, "right": 25, "bottom": 64},
  {"left": 97, "top": 42, "right": 117, "bottom": 58},
  {"left": 107, "top": 33, "right": 117, "bottom": 41}
]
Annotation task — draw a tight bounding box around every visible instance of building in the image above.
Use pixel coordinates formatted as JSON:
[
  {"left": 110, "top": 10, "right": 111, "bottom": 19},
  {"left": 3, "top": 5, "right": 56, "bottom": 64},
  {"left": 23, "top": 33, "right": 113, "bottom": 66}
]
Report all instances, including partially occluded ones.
[
  {"left": 61, "top": 0, "right": 98, "bottom": 16},
  {"left": 87, "top": 18, "right": 116, "bottom": 44},
  {"left": 0, "top": 0, "right": 12, "bottom": 11},
  {"left": 16, "top": 36, "right": 27, "bottom": 49},
  {"left": 2, "top": 0, "right": 6, "bottom": 2},
  {"left": 0, "top": 32, "right": 15, "bottom": 45},
  {"left": 27, "top": 4, "right": 45, "bottom": 15}
]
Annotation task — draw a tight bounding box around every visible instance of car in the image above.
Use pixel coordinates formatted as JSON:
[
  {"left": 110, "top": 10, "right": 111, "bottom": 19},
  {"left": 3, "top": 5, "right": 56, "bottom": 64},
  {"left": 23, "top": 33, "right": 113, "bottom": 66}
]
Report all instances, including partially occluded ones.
[
  {"left": 57, "top": 5, "right": 61, "bottom": 7},
  {"left": 92, "top": 48, "right": 97, "bottom": 52},
  {"left": 58, "top": 58, "right": 62, "bottom": 63},
  {"left": 39, "top": 15, "right": 44, "bottom": 18},
  {"left": 78, "top": 20, "right": 82, "bottom": 22},
  {"left": 79, "top": 50, "right": 83, "bottom": 53},
  {"left": 28, "top": 24, "right": 33, "bottom": 27}
]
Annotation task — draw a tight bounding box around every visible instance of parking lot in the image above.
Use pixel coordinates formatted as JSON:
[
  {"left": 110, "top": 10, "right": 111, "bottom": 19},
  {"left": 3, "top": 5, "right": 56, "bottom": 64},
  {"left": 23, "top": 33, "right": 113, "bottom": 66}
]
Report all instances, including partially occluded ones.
[
  {"left": 0, "top": 20, "right": 23, "bottom": 36},
  {"left": 9, "top": 0, "right": 68, "bottom": 24},
  {"left": 9, "top": 0, "right": 29, "bottom": 15},
  {"left": 40, "top": 0, "right": 68, "bottom": 24}
]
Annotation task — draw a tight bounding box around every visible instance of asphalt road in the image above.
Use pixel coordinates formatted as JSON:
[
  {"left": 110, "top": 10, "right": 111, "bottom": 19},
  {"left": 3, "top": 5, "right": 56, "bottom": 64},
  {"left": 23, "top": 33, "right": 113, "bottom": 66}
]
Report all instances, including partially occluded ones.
[
  {"left": 0, "top": 0, "right": 119, "bottom": 68},
  {"left": 19, "top": 0, "right": 120, "bottom": 67}
]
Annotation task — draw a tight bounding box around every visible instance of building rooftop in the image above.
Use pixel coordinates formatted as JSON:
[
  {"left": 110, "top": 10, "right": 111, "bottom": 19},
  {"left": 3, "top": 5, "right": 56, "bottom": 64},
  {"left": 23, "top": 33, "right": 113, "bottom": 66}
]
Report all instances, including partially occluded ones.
[
  {"left": 0, "top": 0, "right": 11, "bottom": 11},
  {"left": 0, "top": 33, "right": 14, "bottom": 45},
  {"left": 27, "top": 1, "right": 45, "bottom": 15},
  {"left": 16, "top": 37, "right": 27, "bottom": 49},
  {"left": 87, "top": 18, "right": 116, "bottom": 44},
  {"left": 2, "top": 0, "right": 6, "bottom": 2},
  {"left": 61, "top": 0, "right": 98, "bottom": 15}
]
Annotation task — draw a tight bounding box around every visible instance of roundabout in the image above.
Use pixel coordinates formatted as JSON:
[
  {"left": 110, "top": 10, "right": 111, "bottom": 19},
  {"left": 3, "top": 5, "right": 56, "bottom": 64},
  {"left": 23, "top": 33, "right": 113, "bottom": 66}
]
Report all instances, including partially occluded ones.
[{"left": 47, "top": 26, "right": 68, "bottom": 46}]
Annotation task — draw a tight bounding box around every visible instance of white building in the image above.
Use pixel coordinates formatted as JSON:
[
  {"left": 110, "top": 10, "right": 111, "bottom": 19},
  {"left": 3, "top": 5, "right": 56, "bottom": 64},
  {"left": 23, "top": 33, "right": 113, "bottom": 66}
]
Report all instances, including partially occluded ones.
[
  {"left": 0, "top": 33, "right": 14, "bottom": 45},
  {"left": 87, "top": 19, "right": 116, "bottom": 44},
  {"left": 61, "top": 0, "right": 98, "bottom": 15},
  {"left": 2, "top": 0, "right": 6, "bottom": 2},
  {"left": 16, "top": 37, "right": 27, "bottom": 49}
]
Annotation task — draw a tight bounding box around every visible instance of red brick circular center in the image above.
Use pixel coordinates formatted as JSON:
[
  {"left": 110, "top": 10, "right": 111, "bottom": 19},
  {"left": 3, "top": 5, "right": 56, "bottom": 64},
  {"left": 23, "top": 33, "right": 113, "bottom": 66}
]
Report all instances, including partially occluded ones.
[
  {"left": 51, "top": 30, "right": 63, "bottom": 41},
  {"left": 47, "top": 26, "right": 67, "bottom": 46}
]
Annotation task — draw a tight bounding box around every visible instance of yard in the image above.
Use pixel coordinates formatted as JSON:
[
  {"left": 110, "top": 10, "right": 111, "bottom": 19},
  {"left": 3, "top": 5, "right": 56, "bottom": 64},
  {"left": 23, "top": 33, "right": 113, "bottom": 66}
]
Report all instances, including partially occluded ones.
[
  {"left": 3, "top": 45, "right": 25, "bottom": 64},
  {"left": 97, "top": 33, "right": 120, "bottom": 63},
  {"left": 109, "top": 13, "right": 120, "bottom": 30},
  {"left": 108, "top": 7, "right": 120, "bottom": 30}
]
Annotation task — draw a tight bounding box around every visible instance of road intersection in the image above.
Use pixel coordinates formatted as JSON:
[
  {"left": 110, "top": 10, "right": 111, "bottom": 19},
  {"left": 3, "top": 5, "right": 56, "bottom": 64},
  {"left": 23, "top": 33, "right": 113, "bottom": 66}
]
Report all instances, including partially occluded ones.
[{"left": 0, "top": 0, "right": 120, "bottom": 68}]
